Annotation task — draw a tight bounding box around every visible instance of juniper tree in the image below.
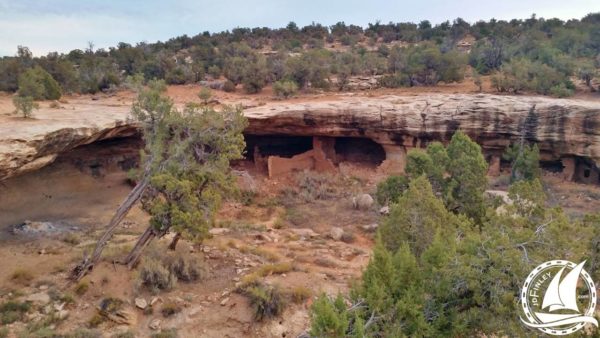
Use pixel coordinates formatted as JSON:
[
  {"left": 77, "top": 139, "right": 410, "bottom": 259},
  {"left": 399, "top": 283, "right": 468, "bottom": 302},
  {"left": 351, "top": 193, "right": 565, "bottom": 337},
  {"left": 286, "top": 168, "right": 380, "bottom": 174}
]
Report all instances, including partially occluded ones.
[
  {"left": 503, "top": 142, "right": 541, "bottom": 182},
  {"left": 445, "top": 131, "right": 488, "bottom": 222},
  {"left": 12, "top": 95, "right": 39, "bottom": 118},
  {"left": 71, "top": 80, "right": 246, "bottom": 279},
  {"left": 197, "top": 87, "right": 212, "bottom": 105},
  {"left": 123, "top": 88, "right": 246, "bottom": 266},
  {"left": 404, "top": 133, "right": 487, "bottom": 223},
  {"left": 311, "top": 170, "right": 597, "bottom": 337}
]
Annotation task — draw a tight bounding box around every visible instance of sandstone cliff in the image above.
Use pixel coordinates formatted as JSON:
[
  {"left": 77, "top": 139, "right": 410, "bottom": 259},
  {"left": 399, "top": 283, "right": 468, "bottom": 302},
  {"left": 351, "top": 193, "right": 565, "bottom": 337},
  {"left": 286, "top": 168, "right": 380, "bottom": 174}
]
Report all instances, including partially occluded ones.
[
  {"left": 1, "top": 93, "right": 600, "bottom": 180},
  {"left": 0, "top": 103, "right": 133, "bottom": 180},
  {"left": 244, "top": 94, "right": 600, "bottom": 163}
]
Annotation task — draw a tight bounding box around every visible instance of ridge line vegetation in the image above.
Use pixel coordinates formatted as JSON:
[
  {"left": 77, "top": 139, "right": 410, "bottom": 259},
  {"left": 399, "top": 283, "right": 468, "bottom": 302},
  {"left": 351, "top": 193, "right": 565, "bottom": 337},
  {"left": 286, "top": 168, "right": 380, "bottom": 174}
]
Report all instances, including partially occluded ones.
[{"left": 1, "top": 13, "right": 599, "bottom": 99}]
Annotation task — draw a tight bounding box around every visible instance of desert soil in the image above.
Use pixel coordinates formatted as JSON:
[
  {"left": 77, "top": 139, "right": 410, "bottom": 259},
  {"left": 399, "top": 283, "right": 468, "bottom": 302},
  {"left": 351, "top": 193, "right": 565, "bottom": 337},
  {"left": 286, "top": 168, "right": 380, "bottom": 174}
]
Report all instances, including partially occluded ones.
[{"left": 1, "top": 82, "right": 600, "bottom": 337}]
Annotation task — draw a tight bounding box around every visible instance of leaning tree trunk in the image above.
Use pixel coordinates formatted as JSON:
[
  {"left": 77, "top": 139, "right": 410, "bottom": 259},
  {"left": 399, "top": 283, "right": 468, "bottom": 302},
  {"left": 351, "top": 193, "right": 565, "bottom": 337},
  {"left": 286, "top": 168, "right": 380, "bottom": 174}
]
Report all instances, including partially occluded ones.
[
  {"left": 70, "top": 174, "right": 150, "bottom": 281},
  {"left": 168, "top": 232, "right": 181, "bottom": 251},
  {"left": 123, "top": 226, "right": 158, "bottom": 269}
]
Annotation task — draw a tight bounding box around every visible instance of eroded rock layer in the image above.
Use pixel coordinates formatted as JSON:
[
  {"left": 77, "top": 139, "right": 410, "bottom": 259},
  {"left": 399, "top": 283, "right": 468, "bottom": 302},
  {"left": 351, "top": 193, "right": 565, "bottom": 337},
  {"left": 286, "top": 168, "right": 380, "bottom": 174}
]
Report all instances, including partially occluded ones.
[
  {"left": 244, "top": 94, "right": 600, "bottom": 163},
  {"left": 1, "top": 93, "right": 600, "bottom": 180}
]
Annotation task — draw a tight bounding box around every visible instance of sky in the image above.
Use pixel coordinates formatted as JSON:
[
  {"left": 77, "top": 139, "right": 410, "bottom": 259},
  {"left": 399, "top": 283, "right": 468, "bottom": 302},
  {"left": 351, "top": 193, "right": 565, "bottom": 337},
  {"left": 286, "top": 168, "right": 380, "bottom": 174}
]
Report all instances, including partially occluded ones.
[{"left": 0, "top": 0, "right": 598, "bottom": 56}]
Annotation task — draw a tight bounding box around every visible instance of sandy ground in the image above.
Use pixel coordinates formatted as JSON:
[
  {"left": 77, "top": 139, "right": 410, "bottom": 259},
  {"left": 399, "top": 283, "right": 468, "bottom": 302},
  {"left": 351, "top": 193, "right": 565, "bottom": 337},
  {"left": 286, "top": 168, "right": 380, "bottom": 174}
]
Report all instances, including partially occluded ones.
[
  {"left": 0, "top": 146, "right": 380, "bottom": 336},
  {"left": 0, "top": 81, "right": 599, "bottom": 337}
]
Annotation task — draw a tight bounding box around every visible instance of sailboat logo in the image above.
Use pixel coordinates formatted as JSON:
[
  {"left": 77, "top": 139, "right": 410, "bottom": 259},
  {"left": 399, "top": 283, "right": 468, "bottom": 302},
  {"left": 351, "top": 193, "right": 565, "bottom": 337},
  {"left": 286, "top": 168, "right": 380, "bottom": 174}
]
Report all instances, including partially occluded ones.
[{"left": 521, "top": 260, "right": 598, "bottom": 335}]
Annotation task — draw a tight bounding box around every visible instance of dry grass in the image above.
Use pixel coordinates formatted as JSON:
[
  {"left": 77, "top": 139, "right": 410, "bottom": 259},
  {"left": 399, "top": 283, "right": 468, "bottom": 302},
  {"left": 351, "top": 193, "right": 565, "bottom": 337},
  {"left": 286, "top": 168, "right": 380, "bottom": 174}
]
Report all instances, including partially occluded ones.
[
  {"left": 74, "top": 281, "right": 89, "bottom": 296},
  {"left": 137, "top": 257, "right": 177, "bottom": 293},
  {"left": 238, "top": 245, "right": 280, "bottom": 262},
  {"left": 102, "top": 244, "right": 133, "bottom": 263},
  {"left": 10, "top": 268, "right": 34, "bottom": 285},
  {"left": 288, "top": 286, "right": 312, "bottom": 304},
  {"left": 161, "top": 301, "right": 182, "bottom": 318},
  {"left": 136, "top": 245, "right": 207, "bottom": 293},
  {"left": 314, "top": 257, "right": 338, "bottom": 268},
  {"left": 61, "top": 233, "right": 81, "bottom": 245},
  {"left": 255, "top": 262, "right": 294, "bottom": 277}
]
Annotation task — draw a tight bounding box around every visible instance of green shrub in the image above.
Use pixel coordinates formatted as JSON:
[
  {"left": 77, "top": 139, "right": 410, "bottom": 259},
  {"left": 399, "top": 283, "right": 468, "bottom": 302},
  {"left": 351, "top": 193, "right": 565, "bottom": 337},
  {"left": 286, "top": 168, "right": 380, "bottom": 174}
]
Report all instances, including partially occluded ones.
[
  {"left": 197, "top": 87, "right": 212, "bottom": 104},
  {"left": 242, "top": 55, "right": 268, "bottom": 94},
  {"left": 549, "top": 83, "right": 574, "bottom": 97},
  {"left": 310, "top": 294, "right": 349, "bottom": 338},
  {"left": 138, "top": 257, "right": 177, "bottom": 293},
  {"left": 223, "top": 80, "right": 236, "bottom": 92},
  {"left": 246, "top": 284, "right": 285, "bottom": 321},
  {"left": 0, "top": 301, "right": 31, "bottom": 324},
  {"left": 273, "top": 80, "right": 299, "bottom": 98},
  {"left": 18, "top": 66, "right": 62, "bottom": 100},
  {"left": 375, "top": 175, "right": 409, "bottom": 205},
  {"left": 378, "top": 73, "right": 410, "bottom": 88},
  {"left": 12, "top": 95, "right": 39, "bottom": 118},
  {"left": 208, "top": 65, "right": 221, "bottom": 78}
]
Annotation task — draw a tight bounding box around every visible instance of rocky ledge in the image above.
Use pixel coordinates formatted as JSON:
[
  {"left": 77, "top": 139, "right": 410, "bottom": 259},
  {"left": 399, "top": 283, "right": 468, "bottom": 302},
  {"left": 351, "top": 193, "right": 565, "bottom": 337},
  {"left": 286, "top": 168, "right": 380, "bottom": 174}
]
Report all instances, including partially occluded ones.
[
  {"left": 244, "top": 93, "right": 600, "bottom": 161},
  {"left": 1, "top": 93, "right": 600, "bottom": 180},
  {"left": 0, "top": 102, "right": 134, "bottom": 180}
]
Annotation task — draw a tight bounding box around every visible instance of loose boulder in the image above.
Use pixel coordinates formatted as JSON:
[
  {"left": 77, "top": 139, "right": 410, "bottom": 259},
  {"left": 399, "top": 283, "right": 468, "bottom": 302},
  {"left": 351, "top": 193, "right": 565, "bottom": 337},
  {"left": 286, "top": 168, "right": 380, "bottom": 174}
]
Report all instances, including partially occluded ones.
[
  {"left": 352, "top": 194, "right": 374, "bottom": 210},
  {"left": 329, "top": 227, "right": 344, "bottom": 241}
]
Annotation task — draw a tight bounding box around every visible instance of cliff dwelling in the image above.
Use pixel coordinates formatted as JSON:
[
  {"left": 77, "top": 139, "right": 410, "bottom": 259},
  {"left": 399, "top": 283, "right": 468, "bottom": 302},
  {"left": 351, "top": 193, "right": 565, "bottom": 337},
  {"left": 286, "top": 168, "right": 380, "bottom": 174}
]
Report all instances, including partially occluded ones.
[{"left": 244, "top": 134, "right": 387, "bottom": 178}]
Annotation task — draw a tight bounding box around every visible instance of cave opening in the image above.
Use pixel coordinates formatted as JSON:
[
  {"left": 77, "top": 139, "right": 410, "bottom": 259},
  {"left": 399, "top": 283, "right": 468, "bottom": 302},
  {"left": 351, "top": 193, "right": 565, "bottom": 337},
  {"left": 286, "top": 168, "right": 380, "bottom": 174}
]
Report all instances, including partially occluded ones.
[
  {"left": 244, "top": 134, "right": 313, "bottom": 160},
  {"left": 575, "top": 157, "right": 600, "bottom": 184},
  {"left": 540, "top": 160, "right": 565, "bottom": 173},
  {"left": 334, "top": 137, "right": 386, "bottom": 165},
  {"left": 59, "top": 136, "right": 142, "bottom": 177}
]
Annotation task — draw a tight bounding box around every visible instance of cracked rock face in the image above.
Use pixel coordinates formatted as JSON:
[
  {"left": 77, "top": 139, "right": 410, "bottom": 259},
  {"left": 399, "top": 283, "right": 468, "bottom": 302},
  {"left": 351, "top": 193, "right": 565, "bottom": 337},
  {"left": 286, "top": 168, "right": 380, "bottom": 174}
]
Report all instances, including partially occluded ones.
[
  {"left": 244, "top": 93, "right": 600, "bottom": 166},
  {"left": 1, "top": 93, "right": 599, "bottom": 180},
  {"left": 0, "top": 103, "right": 135, "bottom": 180}
]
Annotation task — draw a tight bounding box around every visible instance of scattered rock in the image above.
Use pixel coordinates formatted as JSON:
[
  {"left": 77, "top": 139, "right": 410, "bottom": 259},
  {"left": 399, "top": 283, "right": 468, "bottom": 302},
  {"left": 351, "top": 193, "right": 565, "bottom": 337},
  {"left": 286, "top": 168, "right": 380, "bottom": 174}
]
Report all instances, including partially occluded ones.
[
  {"left": 99, "top": 298, "right": 136, "bottom": 326},
  {"left": 25, "top": 292, "right": 50, "bottom": 305},
  {"left": 150, "top": 297, "right": 161, "bottom": 306},
  {"left": 361, "top": 223, "right": 379, "bottom": 232},
  {"left": 38, "top": 285, "right": 49, "bottom": 291},
  {"left": 220, "top": 297, "right": 230, "bottom": 306},
  {"left": 57, "top": 310, "right": 69, "bottom": 320},
  {"left": 149, "top": 318, "right": 161, "bottom": 330},
  {"left": 135, "top": 297, "right": 148, "bottom": 310},
  {"left": 209, "top": 227, "right": 230, "bottom": 236},
  {"left": 188, "top": 305, "right": 204, "bottom": 316},
  {"left": 290, "top": 228, "right": 319, "bottom": 239},
  {"left": 199, "top": 79, "right": 226, "bottom": 90},
  {"left": 352, "top": 194, "right": 374, "bottom": 210},
  {"left": 13, "top": 220, "right": 57, "bottom": 235},
  {"left": 379, "top": 206, "right": 390, "bottom": 215},
  {"left": 329, "top": 227, "right": 344, "bottom": 241}
]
